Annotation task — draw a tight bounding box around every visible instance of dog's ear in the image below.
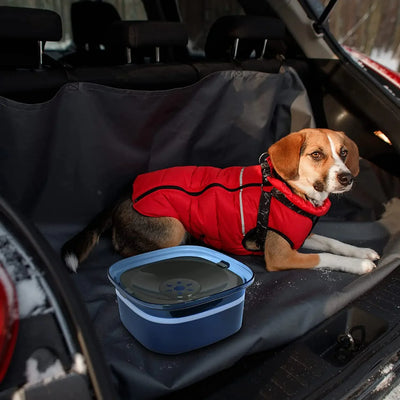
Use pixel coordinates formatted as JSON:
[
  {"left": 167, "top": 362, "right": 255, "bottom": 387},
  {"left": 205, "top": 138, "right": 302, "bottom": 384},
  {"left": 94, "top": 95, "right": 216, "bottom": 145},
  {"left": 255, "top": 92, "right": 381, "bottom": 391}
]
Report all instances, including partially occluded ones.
[
  {"left": 343, "top": 135, "right": 360, "bottom": 177},
  {"left": 268, "top": 132, "right": 306, "bottom": 180}
]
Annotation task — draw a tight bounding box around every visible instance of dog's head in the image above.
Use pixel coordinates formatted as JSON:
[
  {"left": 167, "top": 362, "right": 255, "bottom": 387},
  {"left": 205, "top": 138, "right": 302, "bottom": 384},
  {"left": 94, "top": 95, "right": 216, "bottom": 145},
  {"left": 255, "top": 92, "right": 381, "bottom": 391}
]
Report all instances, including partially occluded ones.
[{"left": 268, "top": 128, "right": 359, "bottom": 206}]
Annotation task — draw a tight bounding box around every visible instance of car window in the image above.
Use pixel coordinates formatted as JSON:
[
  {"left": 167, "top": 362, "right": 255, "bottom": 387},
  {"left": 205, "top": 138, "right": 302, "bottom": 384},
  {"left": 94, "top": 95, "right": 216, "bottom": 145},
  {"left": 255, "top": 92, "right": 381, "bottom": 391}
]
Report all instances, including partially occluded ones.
[
  {"left": 320, "top": 0, "right": 400, "bottom": 72},
  {"left": 176, "top": 0, "right": 244, "bottom": 56},
  {"left": 0, "top": 0, "right": 147, "bottom": 50}
]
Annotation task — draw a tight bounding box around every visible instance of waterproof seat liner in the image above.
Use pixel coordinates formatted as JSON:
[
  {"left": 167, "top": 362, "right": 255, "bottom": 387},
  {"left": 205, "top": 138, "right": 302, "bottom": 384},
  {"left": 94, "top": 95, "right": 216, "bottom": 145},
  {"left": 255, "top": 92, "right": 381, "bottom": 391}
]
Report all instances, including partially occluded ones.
[{"left": 1, "top": 69, "right": 400, "bottom": 398}]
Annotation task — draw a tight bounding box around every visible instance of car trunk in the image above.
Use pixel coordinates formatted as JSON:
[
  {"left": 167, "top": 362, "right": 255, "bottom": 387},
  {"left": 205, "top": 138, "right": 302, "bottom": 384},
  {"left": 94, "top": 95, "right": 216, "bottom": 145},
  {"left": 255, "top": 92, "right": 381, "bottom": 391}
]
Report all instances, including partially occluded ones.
[{"left": 1, "top": 61, "right": 400, "bottom": 398}]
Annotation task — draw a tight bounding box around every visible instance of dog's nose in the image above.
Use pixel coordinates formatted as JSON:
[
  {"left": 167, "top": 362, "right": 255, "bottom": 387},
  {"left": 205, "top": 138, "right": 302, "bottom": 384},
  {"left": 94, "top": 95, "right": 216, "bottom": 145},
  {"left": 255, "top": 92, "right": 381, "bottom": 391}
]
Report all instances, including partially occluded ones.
[{"left": 337, "top": 172, "right": 354, "bottom": 186}]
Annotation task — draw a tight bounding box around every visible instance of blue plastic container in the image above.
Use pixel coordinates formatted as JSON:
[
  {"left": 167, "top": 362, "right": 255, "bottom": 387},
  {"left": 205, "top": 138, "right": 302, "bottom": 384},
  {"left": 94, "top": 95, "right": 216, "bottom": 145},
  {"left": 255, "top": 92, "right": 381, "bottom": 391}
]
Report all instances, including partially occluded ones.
[{"left": 108, "top": 246, "right": 254, "bottom": 354}]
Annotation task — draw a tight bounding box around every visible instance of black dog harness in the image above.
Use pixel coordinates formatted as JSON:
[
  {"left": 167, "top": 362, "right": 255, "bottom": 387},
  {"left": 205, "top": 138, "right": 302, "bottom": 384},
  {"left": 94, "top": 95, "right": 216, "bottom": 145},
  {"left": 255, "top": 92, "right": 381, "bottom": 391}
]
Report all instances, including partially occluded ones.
[{"left": 242, "top": 153, "right": 331, "bottom": 251}]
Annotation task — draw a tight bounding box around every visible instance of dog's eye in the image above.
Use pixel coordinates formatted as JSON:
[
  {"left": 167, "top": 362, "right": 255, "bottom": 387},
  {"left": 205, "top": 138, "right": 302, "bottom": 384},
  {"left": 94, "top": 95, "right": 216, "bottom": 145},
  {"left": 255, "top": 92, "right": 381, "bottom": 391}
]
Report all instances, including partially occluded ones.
[
  {"left": 310, "top": 151, "right": 323, "bottom": 161},
  {"left": 339, "top": 148, "right": 348, "bottom": 160}
]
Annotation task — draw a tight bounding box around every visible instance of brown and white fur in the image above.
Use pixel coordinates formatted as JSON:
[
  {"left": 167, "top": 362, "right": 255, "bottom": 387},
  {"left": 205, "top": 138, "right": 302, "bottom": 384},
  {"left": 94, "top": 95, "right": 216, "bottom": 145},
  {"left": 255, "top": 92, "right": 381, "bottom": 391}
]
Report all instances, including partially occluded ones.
[{"left": 62, "top": 128, "right": 379, "bottom": 274}]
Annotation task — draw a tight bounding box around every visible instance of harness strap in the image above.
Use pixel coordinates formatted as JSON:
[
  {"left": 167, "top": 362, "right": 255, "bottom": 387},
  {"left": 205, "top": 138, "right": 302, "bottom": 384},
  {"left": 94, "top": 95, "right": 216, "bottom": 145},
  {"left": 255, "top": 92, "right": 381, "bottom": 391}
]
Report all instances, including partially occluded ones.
[
  {"left": 254, "top": 153, "right": 273, "bottom": 250},
  {"left": 242, "top": 153, "right": 272, "bottom": 251},
  {"left": 243, "top": 153, "right": 320, "bottom": 251}
]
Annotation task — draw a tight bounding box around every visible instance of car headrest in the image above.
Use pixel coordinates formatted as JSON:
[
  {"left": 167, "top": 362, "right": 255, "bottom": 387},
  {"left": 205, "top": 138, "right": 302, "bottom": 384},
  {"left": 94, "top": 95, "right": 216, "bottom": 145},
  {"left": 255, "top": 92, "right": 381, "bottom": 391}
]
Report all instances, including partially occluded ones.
[
  {"left": 108, "top": 21, "right": 188, "bottom": 63},
  {"left": 0, "top": 6, "right": 62, "bottom": 69},
  {"left": 205, "top": 15, "right": 285, "bottom": 60},
  {"left": 109, "top": 21, "right": 188, "bottom": 48},
  {"left": 0, "top": 6, "right": 61, "bottom": 41},
  {"left": 71, "top": 1, "right": 121, "bottom": 48}
]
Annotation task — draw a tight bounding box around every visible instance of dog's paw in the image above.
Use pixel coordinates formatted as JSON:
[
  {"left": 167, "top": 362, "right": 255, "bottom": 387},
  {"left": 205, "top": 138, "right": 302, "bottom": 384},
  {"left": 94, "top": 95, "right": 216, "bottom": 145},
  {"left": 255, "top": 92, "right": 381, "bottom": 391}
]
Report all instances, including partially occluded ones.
[
  {"left": 356, "top": 247, "right": 380, "bottom": 261},
  {"left": 358, "top": 259, "right": 377, "bottom": 274},
  {"left": 316, "top": 253, "right": 377, "bottom": 274},
  {"left": 342, "top": 258, "right": 376, "bottom": 275}
]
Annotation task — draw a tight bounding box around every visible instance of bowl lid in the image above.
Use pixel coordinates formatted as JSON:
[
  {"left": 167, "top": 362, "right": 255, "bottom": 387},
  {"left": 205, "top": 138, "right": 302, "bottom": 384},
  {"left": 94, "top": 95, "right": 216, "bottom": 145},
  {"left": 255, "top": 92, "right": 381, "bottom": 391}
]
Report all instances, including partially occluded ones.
[
  {"left": 109, "top": 246, "right": 254, "bottom": 308},
  {"left": 119, "top": 256, "right": 242, "bottom": 304}
]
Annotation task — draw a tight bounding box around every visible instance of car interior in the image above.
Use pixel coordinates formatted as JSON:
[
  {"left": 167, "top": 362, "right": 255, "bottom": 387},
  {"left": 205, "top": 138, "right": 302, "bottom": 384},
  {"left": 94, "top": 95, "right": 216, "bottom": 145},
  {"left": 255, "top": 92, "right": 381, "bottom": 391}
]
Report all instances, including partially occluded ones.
[{"left": 1, "top": 1, "right": 400, "bottom": 399}]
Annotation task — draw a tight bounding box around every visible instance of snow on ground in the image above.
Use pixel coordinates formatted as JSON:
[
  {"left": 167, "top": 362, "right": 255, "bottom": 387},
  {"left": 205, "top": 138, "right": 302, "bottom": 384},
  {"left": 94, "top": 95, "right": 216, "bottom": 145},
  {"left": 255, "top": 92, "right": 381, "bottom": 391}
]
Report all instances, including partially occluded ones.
[
  {"left": 376, "top": 364, "right": 396, "bottom": 396},
  {"left": 15, "top": 278, "right": 48, "bottom": 317},
  {"left": 25, "top": 357, "right": 66, "bottom": 386},
  {"left": 384, "top": 384, "right": 400, "bottom": 400},
  {"left": 0, "top": 223, "right": 50, "bottom": 318}
]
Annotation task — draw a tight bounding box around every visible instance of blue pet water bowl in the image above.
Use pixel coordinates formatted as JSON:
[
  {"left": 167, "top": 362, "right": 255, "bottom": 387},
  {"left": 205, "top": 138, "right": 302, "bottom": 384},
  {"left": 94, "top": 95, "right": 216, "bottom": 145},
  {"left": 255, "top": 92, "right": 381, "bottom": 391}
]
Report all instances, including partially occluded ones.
[{"left": 108, "top": 246, "right": 254, "bottom": 354}]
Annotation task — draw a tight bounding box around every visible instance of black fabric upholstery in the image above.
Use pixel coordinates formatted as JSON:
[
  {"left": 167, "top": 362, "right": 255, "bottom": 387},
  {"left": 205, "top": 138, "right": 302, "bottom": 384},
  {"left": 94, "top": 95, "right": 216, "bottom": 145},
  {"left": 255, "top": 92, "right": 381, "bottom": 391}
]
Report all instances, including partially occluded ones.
[
  {"left": 0, "top": 69, "right": 68, "bottom": 103},
  {"left": 68, "top": 64, "right": 198, "bottom": 90},
  {"left": 0, "top": 39, "right": 41, "bottom": 69},
  {"left": 205, "top": 15, "right": 285, "bottom": 60}
]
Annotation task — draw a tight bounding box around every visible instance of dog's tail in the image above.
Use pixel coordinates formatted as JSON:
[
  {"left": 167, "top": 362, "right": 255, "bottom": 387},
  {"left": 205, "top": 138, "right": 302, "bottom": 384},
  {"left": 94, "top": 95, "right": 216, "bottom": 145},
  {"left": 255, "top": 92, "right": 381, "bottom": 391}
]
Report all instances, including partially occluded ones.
[{"left": 61, "top": 207, "right": 113, "bottom": 272}]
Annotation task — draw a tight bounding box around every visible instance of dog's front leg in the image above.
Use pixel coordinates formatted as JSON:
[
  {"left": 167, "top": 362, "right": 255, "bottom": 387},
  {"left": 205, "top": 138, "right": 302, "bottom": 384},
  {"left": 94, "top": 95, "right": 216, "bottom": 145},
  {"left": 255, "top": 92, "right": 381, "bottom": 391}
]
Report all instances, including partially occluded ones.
[
  {"left": 303, "top": 234, "right": 379, "bottom": 260},
  {"left": 265, "top": 231, "right": 324, "bottom": 272},
  {"left": 264, "top": 231, "right": 378, "bottom": 274},
  {"left": 303, "top": 234, "right": 379, "bottom": 274},
  {"left": 317, "top": 254, "right": 376, "bottom": 274}
]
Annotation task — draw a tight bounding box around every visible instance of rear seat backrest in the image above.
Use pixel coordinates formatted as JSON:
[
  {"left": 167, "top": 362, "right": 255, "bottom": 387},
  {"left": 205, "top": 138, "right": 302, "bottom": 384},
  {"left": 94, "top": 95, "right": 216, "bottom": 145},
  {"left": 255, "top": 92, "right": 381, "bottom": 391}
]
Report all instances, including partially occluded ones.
[
  {"left": 70, "top": 21, "right": 195, "bottom": 90},
  {"left": 205, "top": 15, "right": 285, "bottom": 61},
  {"left": 0, "top": 6, "right": 62, "bottom": 69},
  {"left": 0, "top": 6, "right": 67, "bottom": 103},
  {"left": 107, "top": 21, "right": 188, "bottom": 64}
]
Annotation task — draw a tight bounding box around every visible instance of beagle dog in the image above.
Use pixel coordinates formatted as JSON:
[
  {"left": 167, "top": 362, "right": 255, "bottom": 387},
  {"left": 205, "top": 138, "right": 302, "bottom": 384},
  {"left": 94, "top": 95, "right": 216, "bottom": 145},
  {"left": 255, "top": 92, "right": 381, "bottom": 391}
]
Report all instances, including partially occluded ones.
[{"left": 62, "top": 128, "right": 379, "bottom": 274}]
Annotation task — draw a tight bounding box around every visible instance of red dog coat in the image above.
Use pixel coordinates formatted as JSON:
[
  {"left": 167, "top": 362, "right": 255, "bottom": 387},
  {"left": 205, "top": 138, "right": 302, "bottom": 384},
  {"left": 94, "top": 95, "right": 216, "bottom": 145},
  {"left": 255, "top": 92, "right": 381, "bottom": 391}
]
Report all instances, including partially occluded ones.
[{"left": 132, "top": 156, "right": 331, "bottom": 255}]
